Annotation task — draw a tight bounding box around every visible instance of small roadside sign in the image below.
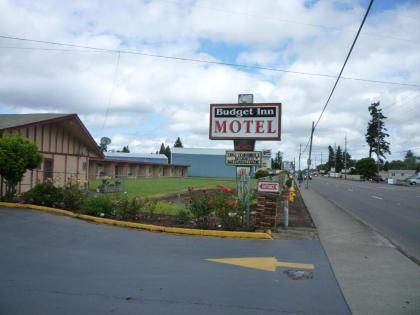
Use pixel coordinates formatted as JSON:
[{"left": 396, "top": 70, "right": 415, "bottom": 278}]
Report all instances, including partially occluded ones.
[
  {"left": 225, "top": 151, "right": 262, "bottom": 166},
  {"left": 257, "top": 181, "right": 280, "bottom": 193}
]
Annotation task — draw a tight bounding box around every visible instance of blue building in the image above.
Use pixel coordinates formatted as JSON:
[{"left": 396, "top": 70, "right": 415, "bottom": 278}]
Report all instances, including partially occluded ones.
[
  {"left": 105, "top": 152, "right": 168, "bottom": 164},
  {"left": 171, "top": 147, "right": 235, "bottom": 178}
]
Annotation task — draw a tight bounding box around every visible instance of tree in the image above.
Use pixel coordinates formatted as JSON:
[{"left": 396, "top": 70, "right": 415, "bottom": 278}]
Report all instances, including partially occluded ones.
[
  {"left": 365, "top": 101, "right": 390, "bottom": 161},
  {"left": 354, "top": 157, "right": 377, "bottom": 179},
  {"left": 0, "top": 134, "right": 42, "bottom": 197},
  {"left": 387, "top": 160, "right": 406, "bottom": 170},
  {"left": 335, "top": 146, "right": 344, "bottom": 173},
  {"left": 121, "top": 145, "right": 130, "bottom": 153},
  {"left": 159, "top": 143, "right": 165, "bottom": 154},
  {"left": 271, "top": 151, "right": 282, "bottom": 169},
  {"left": 164, "top": 146, "right": 171, "bottom": 163},
  {"left": 174, "top": 137, "right": 183, "bottom": 148},
  {"left": 327, "top": 145, "right": 334, "bottom": 171},
  {"left": 404, "top": 150, "right": 417, "bottom": 169}
]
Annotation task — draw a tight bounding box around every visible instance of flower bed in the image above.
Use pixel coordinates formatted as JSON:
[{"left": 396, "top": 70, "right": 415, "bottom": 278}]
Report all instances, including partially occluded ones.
[{"left": 17, "top": 182, "right": 252, "bottom": 231}]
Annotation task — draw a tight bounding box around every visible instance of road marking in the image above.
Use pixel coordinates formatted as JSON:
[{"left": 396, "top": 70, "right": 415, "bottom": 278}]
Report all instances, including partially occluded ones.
[
  {"left": 206, "top": 257, "right": 315, "bottom": 272},
  {"left": 371, "top": 195, "right": 383, "bottom": 200}
]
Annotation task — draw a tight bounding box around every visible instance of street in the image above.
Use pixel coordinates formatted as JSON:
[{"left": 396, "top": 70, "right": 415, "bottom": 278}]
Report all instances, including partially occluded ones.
[
  {"left": 0, "top": 208, "right": 350, "bottom": 315},
  {"left": 309, "top": 176, "right": 420, "bottom": 263}
]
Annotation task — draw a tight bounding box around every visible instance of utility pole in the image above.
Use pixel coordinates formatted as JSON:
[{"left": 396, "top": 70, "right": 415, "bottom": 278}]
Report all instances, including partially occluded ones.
[
  {"left": 293, "top": 156, "right": 296, "bottom": 175},
  {"left": 321, "top": 152, "right": 323, "bottom": 165},
  {"left": 306, "top": 122, "right": 315, "bottom": 189},
  {"left": 377, "top": 118, "right": 380, "bottom": 175},
  {"left": 298, "top": 144, "right": 301, "bottom": 172},
  {"left": 334, "top": 143, "right": 337, "bottom": 176},
  {"left": 344, "top": 135, "right": 347, "bottom": 180}
]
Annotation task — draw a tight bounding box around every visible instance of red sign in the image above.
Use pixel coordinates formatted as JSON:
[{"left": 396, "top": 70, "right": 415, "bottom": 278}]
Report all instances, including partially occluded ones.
[
  {"left": 209, "top": 103, "right": 281, "bottom": 140},
  {"left": 257, "top": 181, "right": 280, "bottom": 193}
]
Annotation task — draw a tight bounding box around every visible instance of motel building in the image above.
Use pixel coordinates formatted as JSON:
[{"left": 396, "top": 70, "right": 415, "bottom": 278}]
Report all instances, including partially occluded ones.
[{"left": 0, "top": 114, "right": 188, "bottom": 195}]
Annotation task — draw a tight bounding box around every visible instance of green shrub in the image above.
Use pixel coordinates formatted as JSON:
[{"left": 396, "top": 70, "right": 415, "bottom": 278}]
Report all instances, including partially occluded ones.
[
  {"left": 23, "top": 182, "right": 64, "bottom": 207},
  {"left": 154, "top": 201, "right": 186, "bottom": 216},
  {"left": 62, "top": 184, "right": 86, "bottom": 211},
  {"left": 80, "top": 195, "right": 113, "bottom": 216},
  {"left": 114, "top": 195, "right": 144, "bottom": 220},
  {"left": 176, "top": 208, "right": 192, "bottom": 223},
  {"left": 255, "top": 169, "right": 270, "bottom": 179}
]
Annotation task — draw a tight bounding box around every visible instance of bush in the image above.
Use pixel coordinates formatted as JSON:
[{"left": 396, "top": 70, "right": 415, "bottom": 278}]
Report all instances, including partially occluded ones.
[
  {"left": 255, "top": 169, "right": 270, "bottom": 179},
  {"left": 114, "top": 195, "right": 144, "bottom": 220},
  {"left": 62, "top": 184, "right": 86, "bottom": 211},
  {"left": 23, "top": 182, "right": 64, "bottom": 207},
  {"left": 79, "top": 195, "right": 113, "bottom": 217},
  {"left": 176, "top": 208, "right": 192, "bottom": 223}
]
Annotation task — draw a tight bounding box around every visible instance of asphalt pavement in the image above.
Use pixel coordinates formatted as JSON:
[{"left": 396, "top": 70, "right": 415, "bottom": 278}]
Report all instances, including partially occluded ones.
[
  {"left": 309, "top": 177, "right": 420, "bottom": 263},
  {"left": 0, "top": 207, "right": 350, "bottom": 315}
]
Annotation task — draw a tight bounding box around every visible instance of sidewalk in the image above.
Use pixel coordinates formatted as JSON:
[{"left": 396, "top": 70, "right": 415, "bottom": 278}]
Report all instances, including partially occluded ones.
[{"left": 300, "top": 186, "right": 420, "bottom": 315}]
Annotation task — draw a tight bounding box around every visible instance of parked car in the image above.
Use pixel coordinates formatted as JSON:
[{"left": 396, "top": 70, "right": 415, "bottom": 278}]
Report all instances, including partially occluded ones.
[
  {"left": 304, "top": 175, "right": 312, "bottom": 180},
  {"left": 370, "top": 176, "right": 383, "bottom": 183},
  {"left": 408, "top": 175, "right": 420, "bottom": 185}
]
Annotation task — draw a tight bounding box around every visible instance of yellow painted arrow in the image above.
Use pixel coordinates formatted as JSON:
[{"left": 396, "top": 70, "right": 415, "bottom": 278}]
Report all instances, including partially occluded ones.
[{"left": 206, "top": 257, "right": 315, "bottom": 272}]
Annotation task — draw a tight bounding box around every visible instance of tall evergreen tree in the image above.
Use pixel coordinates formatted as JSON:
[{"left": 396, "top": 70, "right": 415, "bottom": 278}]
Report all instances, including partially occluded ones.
[
  {"left": 327, "top": 145, "right": 334, "bottom": 171},
  {"left": 159, "top": 143, "right": 165, "bottom": 154},
  {"left": 174, "top": 137, "right": 183, "bottom": 148},
  {"left": 335, "top": 146, "right": 344, "bottom": 172},
  {"left": 365, "top": 101, "right": 390, "bottom": 161},
  {"left": 122, "top": 145, "right": 130, "bottom": 153},
  {"left": 164, "top": 146, "right": 171, "bottom": 163}
]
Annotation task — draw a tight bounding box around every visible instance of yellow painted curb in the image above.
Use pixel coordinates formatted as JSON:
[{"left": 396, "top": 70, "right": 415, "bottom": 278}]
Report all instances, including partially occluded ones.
[{"left": 0, "top": 202, "right": 272, "bottom": 240}]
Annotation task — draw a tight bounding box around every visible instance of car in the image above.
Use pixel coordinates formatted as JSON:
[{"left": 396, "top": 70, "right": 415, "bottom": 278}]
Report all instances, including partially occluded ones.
[
  {"left": 303, "top": 175, "right": 312, "bottom": 180},
  {"left": 408, "top": 175, "right": 420, "bottom": 185},
  {"left": 370, "top": 176, "right": 383, "bottom": 183}
]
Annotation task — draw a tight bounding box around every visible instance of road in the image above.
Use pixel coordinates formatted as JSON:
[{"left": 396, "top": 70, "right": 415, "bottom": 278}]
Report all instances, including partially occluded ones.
[
  {"left": 309, "top": 177, "right": 420, "bottom": 263},
  {"left": 0, "top": 207, "right": 350, "bottom": 315}
]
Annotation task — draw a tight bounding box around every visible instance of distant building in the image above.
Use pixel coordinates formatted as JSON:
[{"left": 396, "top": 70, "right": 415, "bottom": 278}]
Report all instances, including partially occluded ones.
[{"left": 171, "top": 147, "right": 235, "bottom": 178}]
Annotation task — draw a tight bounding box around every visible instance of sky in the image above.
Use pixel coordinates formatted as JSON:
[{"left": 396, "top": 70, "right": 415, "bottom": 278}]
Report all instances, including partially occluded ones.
[{"left": 0, "top": 0, "right": 419, "bottom": 167}]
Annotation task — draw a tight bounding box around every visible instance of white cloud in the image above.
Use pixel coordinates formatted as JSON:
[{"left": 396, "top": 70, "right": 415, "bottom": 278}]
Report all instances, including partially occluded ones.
[{"left": 0, "top": 0, "right": 419, "bottom": 162}]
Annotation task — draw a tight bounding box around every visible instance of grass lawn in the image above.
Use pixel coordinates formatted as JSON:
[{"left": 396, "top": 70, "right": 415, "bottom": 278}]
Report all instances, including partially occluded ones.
[{"left": 88, "top": 177, "right": 241, "bottom": 198}]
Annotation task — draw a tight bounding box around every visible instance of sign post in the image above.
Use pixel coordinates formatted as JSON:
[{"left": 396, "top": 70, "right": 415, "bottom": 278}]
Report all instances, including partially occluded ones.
[{"left": 209, "top": 95, "right": 282, "bottom": 227}]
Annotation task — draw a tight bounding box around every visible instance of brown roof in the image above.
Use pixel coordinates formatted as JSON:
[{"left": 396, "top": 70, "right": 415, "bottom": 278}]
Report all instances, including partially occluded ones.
[{"left": 0, "top": 113, "right": 103, "bottom": 157}]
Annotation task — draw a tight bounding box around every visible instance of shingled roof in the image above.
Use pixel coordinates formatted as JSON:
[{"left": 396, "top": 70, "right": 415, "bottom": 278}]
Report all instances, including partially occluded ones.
[{"left": 0, "top": 113, "right": 73, "bottom": 130}]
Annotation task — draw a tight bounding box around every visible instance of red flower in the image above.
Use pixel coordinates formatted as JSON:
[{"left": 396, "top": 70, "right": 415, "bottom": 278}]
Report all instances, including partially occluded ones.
[
  {"left": 208, "top": 199, "right": 215, "bottom": 206},
  {"left": 230, "top": 199, "right": 238, "bottom": 208},
  {"left": 223, "top": 188, "right": 232, "bottom": 193},
  {"left": 220, "top": 206, "right": 226, "bottom": 213},
  {"left": 187, "top": 186, "right": 193, "bottom": 193},
  {"left": 202, "top": 189, "right": 208, "bottom": 194}
]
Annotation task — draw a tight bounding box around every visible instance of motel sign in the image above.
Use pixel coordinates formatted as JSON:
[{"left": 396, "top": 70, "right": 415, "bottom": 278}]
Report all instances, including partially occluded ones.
[{"left": 209, "top": 103, "right": 281, "bottom": 140}]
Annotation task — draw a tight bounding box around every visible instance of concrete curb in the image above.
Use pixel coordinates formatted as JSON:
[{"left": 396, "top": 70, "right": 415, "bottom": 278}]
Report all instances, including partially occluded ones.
[{"left": 0, "top": 202, "right": 272, "bottom": 240}]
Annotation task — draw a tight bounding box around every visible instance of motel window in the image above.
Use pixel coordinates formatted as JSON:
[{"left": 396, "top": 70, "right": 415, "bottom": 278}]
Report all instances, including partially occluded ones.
[{"left": 43, "top": 159, "right": 53, "bottom": 182}]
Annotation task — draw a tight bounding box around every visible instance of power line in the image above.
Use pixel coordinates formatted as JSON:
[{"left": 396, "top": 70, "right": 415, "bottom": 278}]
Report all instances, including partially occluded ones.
[
  {"left": 102, "top": 51, "right": 121, "bottom": 129},
  {"left": 302, "top": 0, "right": 375, "bottom": 155},
  {"left": 1, "top": 35, "right": 419, "bottom": 88}
]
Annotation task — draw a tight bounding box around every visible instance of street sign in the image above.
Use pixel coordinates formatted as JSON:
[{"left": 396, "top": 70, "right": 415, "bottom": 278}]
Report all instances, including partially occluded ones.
[
  {"left": 225, "top": 151, "right": 262, "bottom": 166},
  {"left": 257, "top": 181, "right": 280, "bottom": 193},
  {"left": 209, "top": 103, "right": 281, "bottom": 140}
]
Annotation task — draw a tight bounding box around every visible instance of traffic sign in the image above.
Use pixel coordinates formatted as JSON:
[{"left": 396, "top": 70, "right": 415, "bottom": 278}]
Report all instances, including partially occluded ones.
[
  {"left": 225, "top": 151, "right": 262, "bottom": 166},
  {"left": 257, "top": 181, "right": 280, "bottom": 193}
]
